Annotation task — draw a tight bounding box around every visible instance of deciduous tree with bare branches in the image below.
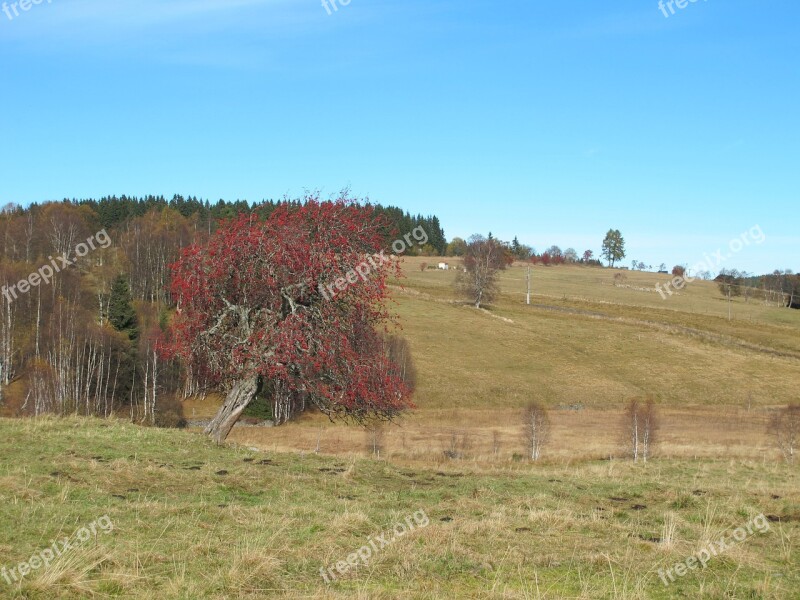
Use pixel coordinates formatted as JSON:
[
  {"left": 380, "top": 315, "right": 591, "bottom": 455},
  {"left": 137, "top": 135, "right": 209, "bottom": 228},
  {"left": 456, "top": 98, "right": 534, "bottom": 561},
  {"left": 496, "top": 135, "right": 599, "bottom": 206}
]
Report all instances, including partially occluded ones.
[
  {"left": 365, "top": 423, "right": 385, "bottom": 458},
  {"left": 454, "top": 235, "right": 509, "bottom": 309},
  {"left": 523, "top": 402, "right": 551, "bottom": 461},
  {"left": 624, "top": 397, "right": 659, "bottom": 462},
  {"left": 770, "top": 403, "right": 800, "bottom": 464}
]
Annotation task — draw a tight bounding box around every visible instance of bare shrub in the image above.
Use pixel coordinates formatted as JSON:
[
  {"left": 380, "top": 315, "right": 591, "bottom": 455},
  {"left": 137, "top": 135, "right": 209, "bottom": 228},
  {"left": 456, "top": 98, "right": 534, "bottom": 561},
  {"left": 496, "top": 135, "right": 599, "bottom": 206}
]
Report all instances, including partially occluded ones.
[
  {"left": 154, "top": 394, "right": 187, "bottom": 428},
  {"left": 382, "top": 335, "right": 417, "bottom": 396},
  {"left": 443, "top": 430, "right": 472, "bottom": 459},
  {"left": 419, "top": 262, "right": 428, "bottom": 272},
  {"left": 365, "top": 423, "right": 385, "bottom": 458},
  {"left": 523, "top": 402, "right": 551, "bottom": 461},
  {"left": 314, "top": 428, "right": 322, "bottom": 454},
  {"left": 769, "top": 403, "right": 800, "bottom": 464},
  {"left": 492, "top": 430, "right": 501, "bottom": 457},
  {"left": 613, "top": 272, "right": 628, "bottom": 287},
  {"left": 623, "top": 397, "right": 659, "bottom": 462}
]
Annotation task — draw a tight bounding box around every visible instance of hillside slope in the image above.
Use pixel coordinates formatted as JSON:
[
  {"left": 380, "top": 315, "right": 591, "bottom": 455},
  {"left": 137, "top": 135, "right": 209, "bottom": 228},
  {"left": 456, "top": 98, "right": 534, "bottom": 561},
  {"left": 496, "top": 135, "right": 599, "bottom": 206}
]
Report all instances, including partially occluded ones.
[
  {"left": 184, "top": 260, "right": 800, "bottom": 464},
  {"left": 391, "top": 260, "right": 800, "bottom": 410}
]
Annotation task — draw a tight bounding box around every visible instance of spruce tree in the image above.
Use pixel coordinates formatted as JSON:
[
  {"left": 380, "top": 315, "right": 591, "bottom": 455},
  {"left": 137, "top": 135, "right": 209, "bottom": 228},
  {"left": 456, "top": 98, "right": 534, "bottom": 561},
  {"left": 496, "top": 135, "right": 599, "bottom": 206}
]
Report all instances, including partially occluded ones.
[{"left": 109, "top": 274, "right": 138, "bottom": 341}]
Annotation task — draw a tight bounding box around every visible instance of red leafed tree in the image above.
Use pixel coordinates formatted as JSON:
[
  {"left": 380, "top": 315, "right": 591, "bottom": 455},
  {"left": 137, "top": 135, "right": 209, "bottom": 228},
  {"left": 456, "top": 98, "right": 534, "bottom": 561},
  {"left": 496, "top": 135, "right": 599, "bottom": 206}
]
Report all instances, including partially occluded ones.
[{"left": 160, "top": 198, "right": 414, "bottom": 443}]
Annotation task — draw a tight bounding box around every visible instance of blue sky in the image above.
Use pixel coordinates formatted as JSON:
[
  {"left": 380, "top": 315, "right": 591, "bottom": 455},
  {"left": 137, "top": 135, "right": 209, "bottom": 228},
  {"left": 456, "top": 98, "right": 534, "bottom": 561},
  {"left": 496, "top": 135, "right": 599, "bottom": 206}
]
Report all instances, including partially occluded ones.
[{"left": 1, "top": 0, "right": 797, "bottom": 273}]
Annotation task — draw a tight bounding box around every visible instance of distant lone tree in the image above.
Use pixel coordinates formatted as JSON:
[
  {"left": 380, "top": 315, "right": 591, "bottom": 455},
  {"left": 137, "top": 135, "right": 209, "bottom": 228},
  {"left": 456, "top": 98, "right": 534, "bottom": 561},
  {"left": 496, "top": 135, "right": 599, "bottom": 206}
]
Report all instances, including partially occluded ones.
[
  {"left": 523, "top": 402, "right": 551, "bottom": 461},
  {"left": 601, "top": 229, "right": 626, "bottom": 267},
  {"left": 161, "top": 199, "right": 414, "bottom": 443},
  {"left": 769, "top": 403, "right": 799, "bottom": 464},
  {"left": 623, "top": 397, "right": 659, "bottom": 462},
  {"left": 455, "top": 235, "right": 509, "bottom": 309}
]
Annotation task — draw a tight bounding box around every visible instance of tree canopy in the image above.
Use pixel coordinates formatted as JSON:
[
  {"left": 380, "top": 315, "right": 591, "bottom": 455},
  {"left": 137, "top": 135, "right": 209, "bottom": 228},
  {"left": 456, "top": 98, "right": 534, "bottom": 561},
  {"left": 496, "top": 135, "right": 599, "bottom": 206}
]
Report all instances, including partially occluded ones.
[
  {"left": 601, "top": 229, "right": 626, "bottom": 267},
  {"left": 160, "top": 198, "right": 415, "bottom": 442},
  {"left": 454, "top": 235, "right": 510, "bottom": 309}
]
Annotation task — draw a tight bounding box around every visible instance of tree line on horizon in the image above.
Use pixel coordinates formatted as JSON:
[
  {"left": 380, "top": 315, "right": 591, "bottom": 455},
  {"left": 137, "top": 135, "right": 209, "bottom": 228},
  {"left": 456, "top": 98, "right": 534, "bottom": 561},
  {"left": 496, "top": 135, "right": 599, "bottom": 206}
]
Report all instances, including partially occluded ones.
[
  {"left": 446, "top": 229, "right": 624, "bottom": 268},
  {"left": 444, "top": 234, "right": 605, "bottom": 267},
  {"left": 0, "top": 195, "right": 442, "bottom": 426}
]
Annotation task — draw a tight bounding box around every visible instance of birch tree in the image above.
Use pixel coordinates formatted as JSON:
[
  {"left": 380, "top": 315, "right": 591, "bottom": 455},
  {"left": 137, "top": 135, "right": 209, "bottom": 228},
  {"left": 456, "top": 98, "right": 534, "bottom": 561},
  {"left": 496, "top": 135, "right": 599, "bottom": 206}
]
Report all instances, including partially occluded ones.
[
  {"left": 624, "top": 397, "right": 659, "bottom": 462},
  {"left": 770, "top": 403, "right": 800, "bottom": 464},
  {"left": 523, "top": 402, "right": 551, "bottom": 461}
]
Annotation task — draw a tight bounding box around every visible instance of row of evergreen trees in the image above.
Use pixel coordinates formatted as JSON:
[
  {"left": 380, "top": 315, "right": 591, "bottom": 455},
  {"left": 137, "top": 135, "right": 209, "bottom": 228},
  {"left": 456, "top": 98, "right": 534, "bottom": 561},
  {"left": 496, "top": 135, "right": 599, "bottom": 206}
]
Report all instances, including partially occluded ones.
[{"left": 58, "top": 195, "right": 447, "bottom": 254}]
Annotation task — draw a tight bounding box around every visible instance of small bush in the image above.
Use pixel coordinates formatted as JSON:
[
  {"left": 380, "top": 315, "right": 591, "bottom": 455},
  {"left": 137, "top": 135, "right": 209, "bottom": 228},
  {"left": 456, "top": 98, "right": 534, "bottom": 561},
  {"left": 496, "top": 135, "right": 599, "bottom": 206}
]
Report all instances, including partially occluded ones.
[{"left": 154, "top": 394, "right": 187, "bottom": 428}]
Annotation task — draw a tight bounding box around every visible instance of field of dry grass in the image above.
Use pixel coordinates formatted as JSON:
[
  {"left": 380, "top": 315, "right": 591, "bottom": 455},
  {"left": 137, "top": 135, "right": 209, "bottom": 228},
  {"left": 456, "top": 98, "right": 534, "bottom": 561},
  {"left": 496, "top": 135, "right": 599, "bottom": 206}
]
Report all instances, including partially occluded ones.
[
  {"left": 227, "top": 406, "right": 783, "bottom": 466},
  {"left": 0, "top": 418, "right": 797, "bottom": 599}
]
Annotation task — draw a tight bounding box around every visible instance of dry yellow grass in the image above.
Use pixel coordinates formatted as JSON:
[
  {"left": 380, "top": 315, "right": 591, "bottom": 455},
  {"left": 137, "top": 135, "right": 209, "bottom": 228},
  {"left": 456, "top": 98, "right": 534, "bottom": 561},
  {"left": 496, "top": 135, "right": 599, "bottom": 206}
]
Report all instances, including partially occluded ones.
[
  {"left": 228, "top": 406, "right": 782, "bottom": 467},
  {"left": 1, "top": 417, "right": 797, "bottom": 598},
  {"left": 183, "top": 259, "right": 800, "bottom": 468}
]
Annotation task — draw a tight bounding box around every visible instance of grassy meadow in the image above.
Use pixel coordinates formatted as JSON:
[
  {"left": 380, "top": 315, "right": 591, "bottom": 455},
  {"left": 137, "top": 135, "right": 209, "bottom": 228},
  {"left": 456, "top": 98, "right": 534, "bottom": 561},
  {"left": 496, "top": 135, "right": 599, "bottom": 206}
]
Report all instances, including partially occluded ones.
[
  {"left": 0, "top": 418, "right": 797, "bottom": 599},
  {"left": 2, "top": 260, "right": 799, "bottom": 598}
]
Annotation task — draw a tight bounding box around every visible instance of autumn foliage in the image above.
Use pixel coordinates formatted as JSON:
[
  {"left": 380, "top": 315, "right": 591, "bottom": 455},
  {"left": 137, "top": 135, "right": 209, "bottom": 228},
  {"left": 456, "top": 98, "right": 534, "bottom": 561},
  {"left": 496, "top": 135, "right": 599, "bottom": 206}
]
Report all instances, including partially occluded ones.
[{"left": 160, "top": 198, "right": 414, "bottom": 439}]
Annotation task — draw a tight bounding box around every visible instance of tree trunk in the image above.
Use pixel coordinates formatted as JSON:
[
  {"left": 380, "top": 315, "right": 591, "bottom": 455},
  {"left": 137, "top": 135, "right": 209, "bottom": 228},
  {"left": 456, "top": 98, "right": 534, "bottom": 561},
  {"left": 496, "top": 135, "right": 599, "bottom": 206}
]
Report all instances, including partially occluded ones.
[{"left": 204, "top": 376, "right": 259, "bottom": 444}]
